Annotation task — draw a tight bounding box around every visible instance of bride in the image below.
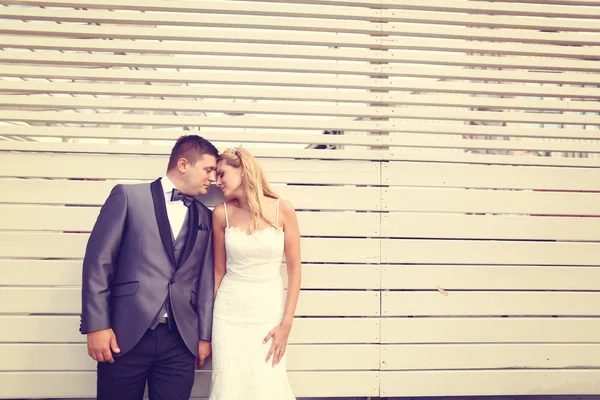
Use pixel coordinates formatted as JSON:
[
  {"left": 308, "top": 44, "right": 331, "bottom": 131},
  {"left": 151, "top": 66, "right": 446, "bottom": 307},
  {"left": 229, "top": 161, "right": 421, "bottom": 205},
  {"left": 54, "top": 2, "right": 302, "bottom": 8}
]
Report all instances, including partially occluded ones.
[{"left": 209, "top": 147, "right": 301, "bottom": 399}]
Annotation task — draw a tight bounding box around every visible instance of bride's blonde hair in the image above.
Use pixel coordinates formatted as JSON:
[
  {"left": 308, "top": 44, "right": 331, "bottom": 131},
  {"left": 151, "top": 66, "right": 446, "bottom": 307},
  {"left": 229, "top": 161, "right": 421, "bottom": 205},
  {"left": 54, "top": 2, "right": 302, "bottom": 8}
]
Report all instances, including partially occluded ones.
[{"left": 218, "top": 148, "right": 279, "bottom": 231}]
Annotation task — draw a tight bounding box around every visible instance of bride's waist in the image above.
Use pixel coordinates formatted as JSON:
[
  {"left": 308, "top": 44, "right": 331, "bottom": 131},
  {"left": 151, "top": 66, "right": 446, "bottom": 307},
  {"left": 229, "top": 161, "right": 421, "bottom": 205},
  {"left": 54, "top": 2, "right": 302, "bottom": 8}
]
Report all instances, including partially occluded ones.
[{"left": 223, "top": 271, "right": 282, "bottom": 283}]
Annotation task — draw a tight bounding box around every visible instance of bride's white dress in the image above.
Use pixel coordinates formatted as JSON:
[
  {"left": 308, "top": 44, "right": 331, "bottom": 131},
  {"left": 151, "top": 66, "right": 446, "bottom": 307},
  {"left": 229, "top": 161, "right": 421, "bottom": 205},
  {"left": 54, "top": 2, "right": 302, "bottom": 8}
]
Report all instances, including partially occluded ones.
[{"left": 209, "top": 201, "right": 295, "bottom": 399}]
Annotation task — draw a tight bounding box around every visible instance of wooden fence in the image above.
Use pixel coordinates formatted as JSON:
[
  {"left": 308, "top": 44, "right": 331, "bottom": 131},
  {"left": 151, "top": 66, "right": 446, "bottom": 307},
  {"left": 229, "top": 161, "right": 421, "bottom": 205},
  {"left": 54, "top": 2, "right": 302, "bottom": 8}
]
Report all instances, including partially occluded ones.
[{"left": 0, "top": 0, "right": 599, "bottom": 398}]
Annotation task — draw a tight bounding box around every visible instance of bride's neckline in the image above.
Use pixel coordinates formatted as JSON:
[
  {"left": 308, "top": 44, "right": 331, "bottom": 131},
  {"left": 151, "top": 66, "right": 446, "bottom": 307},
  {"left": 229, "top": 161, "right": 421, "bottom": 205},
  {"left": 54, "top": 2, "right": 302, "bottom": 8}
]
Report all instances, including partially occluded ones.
[{"left": 225, "top": 225, "right": 283, "bottom": 237}]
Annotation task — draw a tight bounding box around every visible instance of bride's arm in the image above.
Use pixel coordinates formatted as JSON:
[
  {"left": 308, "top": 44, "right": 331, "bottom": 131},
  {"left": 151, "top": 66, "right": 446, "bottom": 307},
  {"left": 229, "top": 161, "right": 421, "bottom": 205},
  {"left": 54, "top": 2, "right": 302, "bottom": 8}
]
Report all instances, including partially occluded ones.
[
  {"left": 280, "top": 199, "right": 301, "bottom": 329},
  {"left": 212, "top": 203, "right": 227, "bottom": 298}
]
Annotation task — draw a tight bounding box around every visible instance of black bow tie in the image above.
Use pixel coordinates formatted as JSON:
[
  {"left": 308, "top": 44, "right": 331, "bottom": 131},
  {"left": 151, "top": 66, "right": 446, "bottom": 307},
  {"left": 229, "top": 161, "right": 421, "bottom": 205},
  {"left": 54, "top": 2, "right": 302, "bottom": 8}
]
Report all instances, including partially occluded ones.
[{"left": 170, "top": 188, "right": 194, "bottom": 207}]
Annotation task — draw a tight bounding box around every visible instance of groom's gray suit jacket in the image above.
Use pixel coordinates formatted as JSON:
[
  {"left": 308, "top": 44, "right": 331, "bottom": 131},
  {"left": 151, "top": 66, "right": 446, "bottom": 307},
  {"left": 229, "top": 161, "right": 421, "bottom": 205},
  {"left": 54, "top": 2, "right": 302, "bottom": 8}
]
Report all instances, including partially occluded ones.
[{"left": 80, "top": 178, "right": 214, "bottom": 357}]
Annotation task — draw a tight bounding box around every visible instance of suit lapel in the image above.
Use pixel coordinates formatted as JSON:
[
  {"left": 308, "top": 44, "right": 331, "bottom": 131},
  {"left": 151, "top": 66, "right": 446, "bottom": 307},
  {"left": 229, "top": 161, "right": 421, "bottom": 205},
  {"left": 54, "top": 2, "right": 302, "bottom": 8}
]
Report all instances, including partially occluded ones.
[
  {"left": 150, "top": 178, "right": 176, "bottom": 266},
  {"left": 177, "top": 200, "right": 199, "bottom": 268}
]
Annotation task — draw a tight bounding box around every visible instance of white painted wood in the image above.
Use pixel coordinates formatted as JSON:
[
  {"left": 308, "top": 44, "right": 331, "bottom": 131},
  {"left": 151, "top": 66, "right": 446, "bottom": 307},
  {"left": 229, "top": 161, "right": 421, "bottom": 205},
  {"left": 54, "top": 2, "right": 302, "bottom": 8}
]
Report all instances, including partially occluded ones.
[
  {"left": 387, "top": 150, "right": 600, "bottom": 168},
  {"left": 3, "top": 63, "right": 599, "bottom": 88},
  {"left": 0, "top": 287, "right": 380, "bottom": 316},
  {"left": 382, "top": 292, "right": 600, "bottom": 317},
  {"left": 0, "top": 179, "right": 380, "bottom": 210},
  {"left": 1, "top": 0, "right": 600, "bottom": 397},
  {"left": 383, "top": 187, "right": 600, "bottom": 215},
  {"left": 381, "top": 344, "right": 600, "bottom": 370},
  {"left": 5, "top": 0, "right": 600, "bottom": 19},
  {"left": 382, "top": 239, "right": 600, "bottom": 266},
  {"left": 0, "top": 316, "right": 379, "bottom": 344},
  {"left": 0, "top": 343, "right": 380, "bottom": 371},
  {"left": 382, "top": 213, "right": 600, "bottom": 241},
  {"left": 0, "top": 153, "right": 380, "bottom": 184},
  {"left": 383, "top": 162, "right": 600, "bottom": 190},
  {"left": 3, "top": 33, "right": 600, "bottom": 63},
  {"left": 0, "top": 205, "right": 380, "bottom": 237},
  {"left": 2, "top": 94, "right": 600, "bottom": 125},
  {"left": 0, "top": 51, "right": 379, "bottom": 75},
  {"left": 3, "top": 5, "right": 599, "bottom": 34},
  {"left": 381, "top": 265, "right": 600, "bottom": 291},
  {"left": 0, "top": 232, "right": 380, "bottom": 263},
  {"left": 381, "top": 317, "right": 600, "bottom": 344},
  {"left": 0, "top": 142, "right": 382, "bottom": 162},
  {"left": 0, "top": 371, "right": 380, "bottom": 398},
  {"left": 3, "top": 5, "right": 599, "bottom": 48},
  {"left": 0, "top": 260, "right": 380, "bottom": 289},
  {"left": 380, "top": 370, "right": 600, "bottom": 396}
]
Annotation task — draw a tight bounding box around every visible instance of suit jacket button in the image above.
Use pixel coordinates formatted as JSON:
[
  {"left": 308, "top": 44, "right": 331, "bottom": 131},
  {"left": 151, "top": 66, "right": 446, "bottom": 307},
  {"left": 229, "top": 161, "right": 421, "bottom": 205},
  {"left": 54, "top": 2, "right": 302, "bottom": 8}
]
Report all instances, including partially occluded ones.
[{"left": 170, "top": 278, "right": 175, "bottom": 284}]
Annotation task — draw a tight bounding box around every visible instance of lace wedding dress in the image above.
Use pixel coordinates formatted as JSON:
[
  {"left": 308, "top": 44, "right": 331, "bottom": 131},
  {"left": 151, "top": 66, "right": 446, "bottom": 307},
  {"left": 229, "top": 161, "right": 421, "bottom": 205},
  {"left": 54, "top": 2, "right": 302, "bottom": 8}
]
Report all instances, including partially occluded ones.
[{"left": 209, "top": 200, "right": 295, "bottom": 399}]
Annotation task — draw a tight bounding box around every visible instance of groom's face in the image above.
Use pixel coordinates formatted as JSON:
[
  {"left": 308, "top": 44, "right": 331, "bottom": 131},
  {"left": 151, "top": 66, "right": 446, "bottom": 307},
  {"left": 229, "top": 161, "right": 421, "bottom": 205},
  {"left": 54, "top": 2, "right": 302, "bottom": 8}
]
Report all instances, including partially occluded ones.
[{"left": 184, "top": 154, "right": 217, "bottom": 196}]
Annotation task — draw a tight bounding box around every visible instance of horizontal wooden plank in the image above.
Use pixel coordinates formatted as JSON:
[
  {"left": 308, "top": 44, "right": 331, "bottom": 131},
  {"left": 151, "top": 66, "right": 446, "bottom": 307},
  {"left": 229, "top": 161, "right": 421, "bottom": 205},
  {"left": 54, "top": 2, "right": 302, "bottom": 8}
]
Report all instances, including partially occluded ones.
[
  {"left": 382, "top": 292, "right": 600, "bottom": 317},
  {"left": 2, "top": 33, "right": 600, "bottom": 64},
  {"left": 0, "top": 153, "right": 380, "bottom": 184},
  {"left": 0, "top": 343, "right": 379, "bottom": 371},
  {"left": 380, "top": 370, "right": 600, "bottom": 396},
  {"left": 3, "top": 76, "right": 600, "bottom": 109},
  {"left": 4, "top": 121, "right": 600, "bottom": 145},
  {"left": 381, "top": 317, "right": 600, "bottom": 344},
  {"left": 0, "top": 95, "right": 386, "bottom": 119},
  {"left": 384, "top": 23, "right": 600, "bottom": 47},
  {"left": 386, "top": 135, "right": 600, "bottom": 154},
  {"left": 2, "top": 140, "right": 600, "bottom": 168},
  {"left": 0, "top": 206, "right": 380, "bottom": 237},
  {"left": 387, "top": 150, "right": 600, "bottom": 168},
  {"left": 3, "top": 63, "right": 599, "bottom": 90},
  {"left": 3, "top": 82, "right": 600, "bottom": 116},
  {"left": 3, "top": 5, "right": 599, "bottom": 35},
  {"left": 5, "top": 0, "right": 600, "bottom": 20},
  {"left": 0, "top": 179, "right": 380, "bottom": 210},
  {"left": 381, "top": 265, "right": 600, "bottom": 291},
  {"left": 383, "top": 162, "right": 600, "bottom": 190},
  {"left": 0, "top": 125, "right": 382, "bottom": 147},
  {"left": 383, "top": 187, "right": 600, "bottom": 216},
  {"left": 0, "top": 7, "right": 383, "bottom": 36},
  {"left": 0, "top": 80, "right": 384, "bottom": 105},
  {"left": 0, "top": 260, "right": 381, "bottom": 289},
  {"left": 382, "top": 214, "right": 600, "bottom": 241},
  {"left": 0, "top": 232, "right": 380, "bottom": 263},
  {"left": 0, "top": 19, "right": 381, "bottom": 49},
  {"left": 0, "top": 0, "right": 381, "bottom": 20},
  {"left": 4, "top": 95, "right": 600, "bottom": 126},
  {"left": 0, "top": 51, "right": 378, "bottom": 75},
  {"left": 0, "top": 287, "right": 380, "bottom": 316},
  {"left": 0, "top": 109, "right": 390, "bottom": 132},
  {"left": 0, "top": 370, "right": 379, "bottom": 398},
  {"left": 2, "top": 102, "right": 598, "bottom": 127},
  {"left": 3, "top": 8, "right": 599, "bottom": 49},
  {"left": 6, "top": 80, "right": 600, "bottom": 115},
  {"left": 382, "top": 240, "right": 600, "bottom": 266},
  {"left": 382, "top": 344, "right": 600, "bottom": 370},
  {"left": 4, "top": 48, "right": 600, "bottom": 80},
  {"left": 0, "top": 316, "right": 379, "bottom": 344}
]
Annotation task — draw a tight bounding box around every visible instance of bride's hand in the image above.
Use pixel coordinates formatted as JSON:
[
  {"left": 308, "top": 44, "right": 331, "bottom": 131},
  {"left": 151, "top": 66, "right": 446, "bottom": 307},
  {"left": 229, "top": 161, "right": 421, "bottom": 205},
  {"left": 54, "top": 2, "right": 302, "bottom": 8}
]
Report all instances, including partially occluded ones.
[{"left": 263, "top": 321, "right": 291, "bottom": 367}]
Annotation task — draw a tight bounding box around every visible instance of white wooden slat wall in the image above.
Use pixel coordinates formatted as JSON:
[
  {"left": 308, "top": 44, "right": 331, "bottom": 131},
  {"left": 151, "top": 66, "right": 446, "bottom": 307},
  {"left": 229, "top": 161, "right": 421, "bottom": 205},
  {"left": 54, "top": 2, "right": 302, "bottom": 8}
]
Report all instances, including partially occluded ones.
[{"left": 0, "top": 0, "right": 598, "bottom": 398}]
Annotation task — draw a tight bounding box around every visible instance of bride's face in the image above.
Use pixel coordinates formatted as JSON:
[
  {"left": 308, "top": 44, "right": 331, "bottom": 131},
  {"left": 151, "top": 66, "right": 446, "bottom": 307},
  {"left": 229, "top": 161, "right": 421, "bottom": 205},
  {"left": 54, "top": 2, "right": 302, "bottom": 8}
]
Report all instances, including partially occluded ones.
[{"left": 216, "top": 161, "right": 243, "bottom": 199}]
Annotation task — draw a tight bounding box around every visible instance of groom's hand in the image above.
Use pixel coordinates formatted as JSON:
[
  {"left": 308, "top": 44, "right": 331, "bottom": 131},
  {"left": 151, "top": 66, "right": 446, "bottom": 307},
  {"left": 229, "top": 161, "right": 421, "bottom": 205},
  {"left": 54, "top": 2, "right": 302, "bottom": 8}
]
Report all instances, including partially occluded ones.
[
  {"left": 87, "top": 328, "right": 120, "bottom": 363},
  {"left": 196, "top": 340, "right": 211, "bottom": 368}
]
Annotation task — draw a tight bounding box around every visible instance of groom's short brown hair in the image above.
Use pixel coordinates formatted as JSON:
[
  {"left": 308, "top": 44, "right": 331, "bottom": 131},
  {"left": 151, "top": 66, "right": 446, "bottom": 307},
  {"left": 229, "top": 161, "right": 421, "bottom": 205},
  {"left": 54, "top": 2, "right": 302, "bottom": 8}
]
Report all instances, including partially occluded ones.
[{"left": 167, "top": 135, "right": 219, "bottom": 171}]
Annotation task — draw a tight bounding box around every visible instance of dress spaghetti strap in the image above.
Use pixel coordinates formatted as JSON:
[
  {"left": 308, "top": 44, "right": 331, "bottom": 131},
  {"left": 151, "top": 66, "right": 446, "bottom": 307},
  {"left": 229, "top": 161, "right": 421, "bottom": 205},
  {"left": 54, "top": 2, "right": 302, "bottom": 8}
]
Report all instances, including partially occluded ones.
[{"left": 223, "top": 202, "right": 229, "bottom": 227}]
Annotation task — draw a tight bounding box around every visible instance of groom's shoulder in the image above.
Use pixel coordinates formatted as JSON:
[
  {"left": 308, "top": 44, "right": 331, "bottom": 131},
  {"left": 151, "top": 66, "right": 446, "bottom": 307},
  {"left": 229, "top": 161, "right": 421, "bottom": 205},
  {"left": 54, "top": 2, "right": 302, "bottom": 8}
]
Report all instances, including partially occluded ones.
[
  {"left": 112, "top": 181, "right": 151, "bottom": 193},
  {"left": 194, "top": 199, "right": 212, "bottom": 216}
]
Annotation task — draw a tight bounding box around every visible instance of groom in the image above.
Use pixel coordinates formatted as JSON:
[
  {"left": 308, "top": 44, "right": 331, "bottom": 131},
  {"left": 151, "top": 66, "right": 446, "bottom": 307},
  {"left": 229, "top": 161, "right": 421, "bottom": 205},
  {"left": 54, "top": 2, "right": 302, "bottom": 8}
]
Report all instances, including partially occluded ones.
[{"left": 80, "top": 135, "right": 218, "bottom": 399}]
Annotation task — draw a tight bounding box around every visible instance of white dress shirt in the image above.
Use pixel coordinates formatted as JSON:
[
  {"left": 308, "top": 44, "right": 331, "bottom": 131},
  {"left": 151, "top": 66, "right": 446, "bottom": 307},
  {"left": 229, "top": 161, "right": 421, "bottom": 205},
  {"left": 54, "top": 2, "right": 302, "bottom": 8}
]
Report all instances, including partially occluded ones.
[{"left": 161, "top": 175, "right": 188, "bottom": 240}]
